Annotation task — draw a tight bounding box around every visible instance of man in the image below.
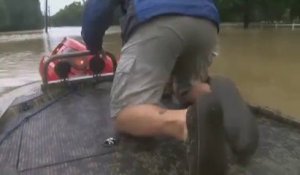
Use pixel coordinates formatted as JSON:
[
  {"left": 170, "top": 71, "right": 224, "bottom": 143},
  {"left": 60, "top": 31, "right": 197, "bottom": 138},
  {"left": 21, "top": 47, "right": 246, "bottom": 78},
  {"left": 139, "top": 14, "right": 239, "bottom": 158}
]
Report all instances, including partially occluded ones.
[{"left": 82, "top": 0, "right": 258, "bottom": 174}]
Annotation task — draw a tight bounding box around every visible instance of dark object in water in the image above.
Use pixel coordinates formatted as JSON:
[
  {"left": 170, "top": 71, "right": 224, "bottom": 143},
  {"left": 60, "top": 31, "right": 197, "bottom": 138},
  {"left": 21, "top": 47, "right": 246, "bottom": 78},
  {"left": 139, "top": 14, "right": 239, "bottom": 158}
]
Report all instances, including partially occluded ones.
[
  {"left": 186, "top": 93, "right": 226, "bottom": 175},
  {"left": 210, "top": 76, "right": 259, "bottom": 164}
]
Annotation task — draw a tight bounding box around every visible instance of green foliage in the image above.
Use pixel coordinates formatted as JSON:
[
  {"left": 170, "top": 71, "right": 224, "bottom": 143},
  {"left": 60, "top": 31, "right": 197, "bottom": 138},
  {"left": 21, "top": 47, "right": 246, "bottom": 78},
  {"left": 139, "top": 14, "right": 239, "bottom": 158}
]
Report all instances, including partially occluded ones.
[
  {"left": 0, "top": 0, "right": 9, "bottom": 29},
  {"left": 51, "top": 2, "right": 84, "bottom": 26},
  {"left": 49, "top": 0, "right": 300, "bottom": 28},
  {"left": 0, "top": 0, "right": 43, "bottom": 31},
  {"left": 0, "top": 0, "right": 300, "bottom": 32},
  {"left": 51, "top": 2, "right": 122, "bottom": 27},
  {"left": 255, "top": 0, "right": 290, "bottom": 21},
  {"left": 290, "top": 0, "right": 300, "bottom": 21},
  {"left": 215, "top": 0, "right": 300, "bottom": 28},
  {"left": 216, "top": 0, "right": 300, "bottom": 22},
  {"left": 216, "top": 0, "right": 244, "bottom": 22}
]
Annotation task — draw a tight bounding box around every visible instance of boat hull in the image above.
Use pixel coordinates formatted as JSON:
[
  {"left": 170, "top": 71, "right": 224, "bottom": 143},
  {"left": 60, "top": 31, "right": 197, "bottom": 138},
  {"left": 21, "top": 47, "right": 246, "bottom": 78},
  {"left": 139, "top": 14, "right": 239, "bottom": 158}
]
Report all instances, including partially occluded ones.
[{"left": 0, "top": 83, "right": 299, "bottom": 175}]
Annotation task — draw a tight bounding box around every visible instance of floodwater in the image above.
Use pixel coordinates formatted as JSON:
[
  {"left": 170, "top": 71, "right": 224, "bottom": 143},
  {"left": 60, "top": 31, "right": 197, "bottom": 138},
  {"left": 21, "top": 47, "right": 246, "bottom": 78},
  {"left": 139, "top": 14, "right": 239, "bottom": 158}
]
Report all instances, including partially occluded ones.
[
  {"left": 0, "top": 27, "right": 121, "bottom": 94},
  {"left": 0, "top": 26, "right": 299, "bottom": 118},
  {"left": 211, "top": 27, "right": 300, "bottom": 118}
]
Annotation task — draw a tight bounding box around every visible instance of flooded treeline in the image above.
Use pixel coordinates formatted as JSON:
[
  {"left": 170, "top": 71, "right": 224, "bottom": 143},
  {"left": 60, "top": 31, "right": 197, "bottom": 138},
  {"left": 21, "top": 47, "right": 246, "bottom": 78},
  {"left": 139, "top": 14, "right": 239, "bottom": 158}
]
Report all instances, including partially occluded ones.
[
  {"left": 1, "top": 0, "right": 300, "bottom": 32},
  {"left": 50, "top": 0, "right": 300, "bottom": 29},
  {"left": 0, "top": 0, "right": 43, "bottom": 32},
  {"left": 51, "top": 2, "right": 121, "bottom": 27},
  {"left": 216, "top": 0, "right": 300, "bottom": 28},
  {"left": 51, "top": 0, "right": 300, "bottom": 28}
]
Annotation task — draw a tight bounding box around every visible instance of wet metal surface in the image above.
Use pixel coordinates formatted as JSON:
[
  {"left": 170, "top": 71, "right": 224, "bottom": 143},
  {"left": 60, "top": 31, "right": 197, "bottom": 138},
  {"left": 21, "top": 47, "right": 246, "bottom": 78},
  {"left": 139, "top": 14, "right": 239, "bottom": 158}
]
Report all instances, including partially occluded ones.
[
  {"left": 0, "top": 85, "right": 299, "bottom": 175},
  {"left": 18, "top": 89, "right": 115, "bottom": 171},
  {"left": 0, "top": 82, "right": 41, "bottom": 118}
]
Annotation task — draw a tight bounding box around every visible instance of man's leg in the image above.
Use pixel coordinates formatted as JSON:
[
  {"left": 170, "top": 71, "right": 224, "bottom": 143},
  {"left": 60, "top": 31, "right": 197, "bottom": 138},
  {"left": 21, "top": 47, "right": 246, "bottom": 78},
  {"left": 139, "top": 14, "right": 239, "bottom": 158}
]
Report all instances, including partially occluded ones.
[
  {"left": 111, "top": 16, "right": 191, "bottom": 141},
  {"left": 111, "top": 16, "right": 227, "bottom": 174},
  {"left": 116, "top": 105, "right": 188, "bottom": 140},
  {"left": 115, "top": 80, "right": 211, "bottom": 140},
  {"left": 111, "top": 16, "right": 217, "bottom": 140}
]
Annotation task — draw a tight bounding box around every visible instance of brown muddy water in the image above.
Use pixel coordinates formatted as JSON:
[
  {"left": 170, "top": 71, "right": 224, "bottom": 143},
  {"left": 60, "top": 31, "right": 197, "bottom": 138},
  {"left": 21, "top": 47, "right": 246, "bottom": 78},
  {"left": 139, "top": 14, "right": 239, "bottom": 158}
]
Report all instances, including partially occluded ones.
[{"left": 0, "top": 26, "right": 299, "bottom": 118}]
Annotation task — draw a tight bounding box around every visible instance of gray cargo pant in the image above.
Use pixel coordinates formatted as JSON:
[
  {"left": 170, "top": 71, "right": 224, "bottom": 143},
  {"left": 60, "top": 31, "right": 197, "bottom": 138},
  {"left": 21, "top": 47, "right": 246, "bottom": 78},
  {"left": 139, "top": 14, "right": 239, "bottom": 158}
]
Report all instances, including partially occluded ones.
[{"left": 110, "top": 16, "right": 218, "bottom": 118}]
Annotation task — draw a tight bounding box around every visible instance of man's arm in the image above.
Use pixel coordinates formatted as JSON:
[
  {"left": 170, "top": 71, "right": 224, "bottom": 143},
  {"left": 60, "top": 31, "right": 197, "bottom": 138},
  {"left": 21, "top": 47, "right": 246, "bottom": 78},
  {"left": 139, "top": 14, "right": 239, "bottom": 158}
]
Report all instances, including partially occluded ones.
[{"left": 81, "top": 0, "right": 119, "bottom": 54}]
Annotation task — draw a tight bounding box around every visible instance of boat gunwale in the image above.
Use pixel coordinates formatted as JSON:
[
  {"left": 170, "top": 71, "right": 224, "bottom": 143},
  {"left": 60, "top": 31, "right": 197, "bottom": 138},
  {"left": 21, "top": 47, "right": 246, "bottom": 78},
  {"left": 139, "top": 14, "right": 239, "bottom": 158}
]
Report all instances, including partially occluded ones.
[{"left": 1, "top": 82, "right": 300, "bottom": 130}]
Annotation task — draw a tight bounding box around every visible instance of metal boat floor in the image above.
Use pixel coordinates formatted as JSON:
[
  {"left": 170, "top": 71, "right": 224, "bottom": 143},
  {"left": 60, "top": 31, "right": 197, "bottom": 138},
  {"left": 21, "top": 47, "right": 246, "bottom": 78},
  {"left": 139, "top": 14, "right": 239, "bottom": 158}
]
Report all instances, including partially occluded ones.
[{"left": 0, "top": 85, "right": 300, "bottom": 175}]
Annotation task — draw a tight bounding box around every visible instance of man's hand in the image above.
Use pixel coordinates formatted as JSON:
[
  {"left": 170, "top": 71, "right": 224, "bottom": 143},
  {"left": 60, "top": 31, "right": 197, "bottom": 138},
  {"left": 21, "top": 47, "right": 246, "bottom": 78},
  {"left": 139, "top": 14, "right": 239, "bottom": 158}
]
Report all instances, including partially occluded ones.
[{"left": 89, "top": 52, "right": 105, "bottom": 75}]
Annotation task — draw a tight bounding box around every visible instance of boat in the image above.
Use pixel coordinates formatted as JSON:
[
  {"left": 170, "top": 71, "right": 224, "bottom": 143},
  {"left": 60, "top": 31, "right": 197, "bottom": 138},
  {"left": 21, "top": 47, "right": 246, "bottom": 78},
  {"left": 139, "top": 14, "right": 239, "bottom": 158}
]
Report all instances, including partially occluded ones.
[
  {"left": 0, "top": 45, "right": 300, "bottom": 175},
  {"left": 39, "top": 37, "right": 117, "bottom": 89}
]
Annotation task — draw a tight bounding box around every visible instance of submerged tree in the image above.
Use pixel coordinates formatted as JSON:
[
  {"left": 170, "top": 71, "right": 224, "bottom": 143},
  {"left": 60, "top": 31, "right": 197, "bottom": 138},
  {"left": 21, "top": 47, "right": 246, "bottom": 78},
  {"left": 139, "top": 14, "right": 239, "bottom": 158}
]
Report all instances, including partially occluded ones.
[
  {"left": 243, "top": 0, "right": 252, "bottom": 28},
  {"left": 215, "top": 0, "right": 299, "bottom": 28}
]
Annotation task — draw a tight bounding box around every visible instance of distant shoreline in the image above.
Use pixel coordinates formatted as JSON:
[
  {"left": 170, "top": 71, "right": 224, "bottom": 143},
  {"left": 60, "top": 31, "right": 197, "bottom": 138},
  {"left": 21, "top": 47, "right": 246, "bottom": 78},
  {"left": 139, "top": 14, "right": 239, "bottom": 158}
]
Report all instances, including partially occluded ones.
[
  {"left": 0, "top": 26, "right": 122, "bottom": 36},
  {"left": 1, "top": 22, "right": 299, "bottom": 35},
  {"left": 0, "top": 29, "right": 43, "bottom": 36}
]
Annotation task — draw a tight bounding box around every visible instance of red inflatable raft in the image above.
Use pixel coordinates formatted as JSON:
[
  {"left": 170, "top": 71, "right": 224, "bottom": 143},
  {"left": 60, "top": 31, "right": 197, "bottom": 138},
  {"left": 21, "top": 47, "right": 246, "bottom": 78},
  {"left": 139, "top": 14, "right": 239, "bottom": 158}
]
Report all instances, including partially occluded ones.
[{"left": 39, "top": 37, "right": 117, "bottom": 86}]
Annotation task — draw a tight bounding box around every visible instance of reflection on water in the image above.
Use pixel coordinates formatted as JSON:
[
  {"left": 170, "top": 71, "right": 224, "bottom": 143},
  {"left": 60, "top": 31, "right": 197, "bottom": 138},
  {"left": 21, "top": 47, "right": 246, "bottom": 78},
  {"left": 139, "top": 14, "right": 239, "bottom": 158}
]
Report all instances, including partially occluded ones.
[{"left": 0, "top": 26, "right": 299, "bottom": 118}]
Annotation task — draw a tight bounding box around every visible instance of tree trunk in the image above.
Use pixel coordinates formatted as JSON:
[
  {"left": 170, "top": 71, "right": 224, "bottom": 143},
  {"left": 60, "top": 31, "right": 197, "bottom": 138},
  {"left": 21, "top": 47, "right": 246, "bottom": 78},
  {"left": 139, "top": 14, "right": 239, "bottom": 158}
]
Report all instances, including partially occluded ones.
[
  {"left": 243, "top": 13, "right": 250, "bottom": 29},
  {"left": 243, "top": 0, "right": 250, "bottom": 29}
]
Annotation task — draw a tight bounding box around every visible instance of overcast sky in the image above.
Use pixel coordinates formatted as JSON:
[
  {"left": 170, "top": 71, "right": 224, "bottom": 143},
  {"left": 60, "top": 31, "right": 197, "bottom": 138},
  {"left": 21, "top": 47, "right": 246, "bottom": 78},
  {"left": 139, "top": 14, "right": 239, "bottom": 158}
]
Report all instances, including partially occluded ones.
[{"left": 40, "top": 0, "right": 81, "bottom": 16}]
